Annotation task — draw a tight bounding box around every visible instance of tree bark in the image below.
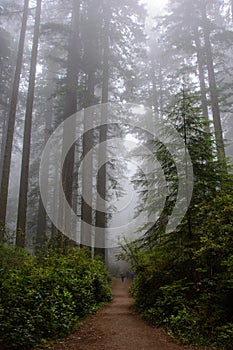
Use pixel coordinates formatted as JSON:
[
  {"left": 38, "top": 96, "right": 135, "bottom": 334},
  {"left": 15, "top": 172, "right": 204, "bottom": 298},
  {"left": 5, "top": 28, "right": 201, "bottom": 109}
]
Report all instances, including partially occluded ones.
[
  {"left": 0, "top": 0, "right": 29, "bottom": 242},
  {"left": 36, "top": 82, "right": 53, "bottom": 249},
  {"left": 95, "top": 4, "right": 110, "bottom": 261},
  {"left": 0, "top": 110, "right": 7, "bottom": 186},
  {"left": 81, "top": 0, "right": 98, "bottom": 249},
  {"left": 59, "top": 0, "right": 81, "bottom": 248},
  {"left": 16, "top": 0, "right": 42, "bottom": 247},
  {"left": 201, "top": 1, "right": 225, "bottom": 161}
]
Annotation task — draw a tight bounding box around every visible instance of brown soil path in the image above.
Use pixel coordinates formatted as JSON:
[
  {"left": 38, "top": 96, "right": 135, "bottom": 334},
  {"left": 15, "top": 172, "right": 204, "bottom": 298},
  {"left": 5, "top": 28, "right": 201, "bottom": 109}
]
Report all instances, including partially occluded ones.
[{"left": 49, "top": 278, "right": 191, "bottom": 350}]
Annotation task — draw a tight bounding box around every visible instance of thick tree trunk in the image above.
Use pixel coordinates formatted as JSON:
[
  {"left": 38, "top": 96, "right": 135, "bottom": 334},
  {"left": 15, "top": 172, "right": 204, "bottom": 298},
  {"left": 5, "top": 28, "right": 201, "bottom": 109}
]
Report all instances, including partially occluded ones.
[
  {"left": 81, "top": 0, "right": 98, "bottom": 249},
  {"left": 81, "top": 69, "right": 95, "bottom": 248},
  {"left": 201, "top": 1, "right": 225, "bottom": 161},
  {"left": 0, "top": 0, "right": 29, "bottom": 242},
  {"left": 16, "top": 0, "right": 42, "bottom": 247},
  {"left": 95, "top": 5, "right": 110, "bottom": 261},
  {"left": 60, "top": 0, "right": 80, "bottom": 247}
]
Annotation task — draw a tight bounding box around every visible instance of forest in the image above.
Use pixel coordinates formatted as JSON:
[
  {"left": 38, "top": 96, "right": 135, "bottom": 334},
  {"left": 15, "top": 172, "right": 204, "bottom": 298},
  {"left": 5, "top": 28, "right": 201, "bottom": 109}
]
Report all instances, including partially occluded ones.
[{"left": 0, "top": 0, "right": 233, "bottom": 349}]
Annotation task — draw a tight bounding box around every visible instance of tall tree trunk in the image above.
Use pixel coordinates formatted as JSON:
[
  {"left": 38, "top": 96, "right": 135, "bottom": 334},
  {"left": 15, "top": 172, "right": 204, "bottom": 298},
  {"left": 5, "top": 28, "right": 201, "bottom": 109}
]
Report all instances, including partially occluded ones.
[
  {"left": 71, "top": 137, "right": 81, "bottom": 247},
  {"left": 81, "top": 75, "right": 95, "bottom": 248},
  {"left": 36, "top": 83, "right": 53, "bottom": 249},
  {"left": 201, "top": 1, "right": 225, "bottom": 161},
  {"left": 0, "top": 110, "right": 7, "bottom": 186},
  {"left": 194, "top": 27, "right": 210, "bottom": 132},
  {"left": 81, "top": 0, "right": 98, "bottom": 249},
  {"left": 50, "top": 161, "right": 60, "bottom": 244},
  {"left": 60, "top": 0, "right": 80, "bottom": 248},
  {"left": 0, "top": 0, "right": 29, "bottom": 242},
  {"left": 95, "top": 5, "right": 110, "bottom": 261},
  {"left": 16, "top": 0, "right": 42, "bottom": 247}
]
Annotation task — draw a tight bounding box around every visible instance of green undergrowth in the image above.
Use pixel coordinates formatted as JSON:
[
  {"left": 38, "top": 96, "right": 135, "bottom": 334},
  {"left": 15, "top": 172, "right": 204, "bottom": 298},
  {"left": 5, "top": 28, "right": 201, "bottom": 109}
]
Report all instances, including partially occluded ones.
[
  {"left": 0, "top": 245, "right": 112, "bottom": 350},
  {"left": 130, "top": 242, "right": 233, "bottom": 350}
]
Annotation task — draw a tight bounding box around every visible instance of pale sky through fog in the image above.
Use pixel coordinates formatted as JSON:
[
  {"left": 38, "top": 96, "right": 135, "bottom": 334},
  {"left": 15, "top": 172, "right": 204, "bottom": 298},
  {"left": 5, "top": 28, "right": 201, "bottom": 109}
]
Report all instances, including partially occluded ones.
[
  {"left": 142, "top": 0, "right": 167, "bottom": 17},
  {"left": 142, "top": 0, "right": 168, "bottom": 30}
]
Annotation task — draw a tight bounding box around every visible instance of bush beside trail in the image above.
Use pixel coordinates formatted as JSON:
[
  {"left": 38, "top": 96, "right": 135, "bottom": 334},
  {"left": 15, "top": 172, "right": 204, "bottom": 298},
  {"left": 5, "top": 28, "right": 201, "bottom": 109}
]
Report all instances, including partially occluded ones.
[
  {"left": 129, "top": 196, "right": 233, "bottom": 349},
  {"left": 124, "top": 193, "right": 233, "bottom": 349},
  {"left": 0, "top": 245, "right": 112, "bottom": 350},
  {"left": 130, "top": 253, "right": 233, "bottom": 349}
]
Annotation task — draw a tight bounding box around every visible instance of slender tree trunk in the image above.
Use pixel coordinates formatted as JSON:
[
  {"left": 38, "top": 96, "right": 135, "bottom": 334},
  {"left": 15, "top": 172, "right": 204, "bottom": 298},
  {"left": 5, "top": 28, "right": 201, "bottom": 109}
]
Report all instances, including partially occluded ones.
[
  {"left": 36, "top": 63, "right": 57, "bottom": 248},
  {"left": 51, "top": 161, "right": 60, "bottom": 244},
  {"left": 194, "top": 27, "right": 210, "bottom": 132},
  {"left": 0, "top": 0, "right": 29, "bottom": 242},
  {"left": 16, "top": 0, "right": 42, "bottom": 247},
  {"left": 36, "top": 86, "right": 53, "bottom": 249},
  {"left": 71, "top": 140, "right": 81, "bottom": 247},
  {"left": 201, "top": 1, "right": 225, "bottom": 161},
  {"left": 0, "top": 110, "right": 7, "bottom": 186},
  {"left": 95, "top": 5, "right": 110, "bottom": 260}
]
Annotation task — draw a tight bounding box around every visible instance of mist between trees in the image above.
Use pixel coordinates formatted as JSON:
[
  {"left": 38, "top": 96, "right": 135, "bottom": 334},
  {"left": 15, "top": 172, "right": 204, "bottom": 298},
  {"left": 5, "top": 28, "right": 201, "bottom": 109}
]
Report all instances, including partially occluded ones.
[
  {"left": 0, "top": 0, "right": 232, "bottom": 251},
  {"left": 0, "top": 1, "right": 233, "bottom": 347}
]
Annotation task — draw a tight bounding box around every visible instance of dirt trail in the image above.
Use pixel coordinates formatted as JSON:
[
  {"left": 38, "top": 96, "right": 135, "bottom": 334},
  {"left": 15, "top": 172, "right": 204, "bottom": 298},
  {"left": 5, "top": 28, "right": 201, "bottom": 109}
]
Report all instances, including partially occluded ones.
[{"left": 49, "top": 278, "right": 190, "bottom": 350}]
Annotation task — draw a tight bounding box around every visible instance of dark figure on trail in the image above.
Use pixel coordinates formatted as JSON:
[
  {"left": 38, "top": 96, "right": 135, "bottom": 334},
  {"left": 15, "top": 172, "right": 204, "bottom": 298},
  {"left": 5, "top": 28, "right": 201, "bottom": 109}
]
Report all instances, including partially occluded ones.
[
  {"left": 130, "top": 271, "right": 135, "bottom": 280},
  {"left": 120, "top": 271, "right": 125, "bottom": 282}
]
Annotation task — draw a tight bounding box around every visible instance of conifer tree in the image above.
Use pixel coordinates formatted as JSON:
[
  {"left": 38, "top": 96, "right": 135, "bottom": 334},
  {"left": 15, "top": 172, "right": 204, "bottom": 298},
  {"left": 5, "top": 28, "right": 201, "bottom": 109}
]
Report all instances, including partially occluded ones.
[{"left": 0, "top": 0, "right": 29, "bottom": 241}]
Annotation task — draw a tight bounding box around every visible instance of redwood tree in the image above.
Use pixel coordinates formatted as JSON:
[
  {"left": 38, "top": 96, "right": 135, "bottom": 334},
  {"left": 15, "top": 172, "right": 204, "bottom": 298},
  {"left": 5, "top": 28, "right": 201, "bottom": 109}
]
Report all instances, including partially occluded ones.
[{"left": 0, "top": 0, "right": 29, "bottom": 242}]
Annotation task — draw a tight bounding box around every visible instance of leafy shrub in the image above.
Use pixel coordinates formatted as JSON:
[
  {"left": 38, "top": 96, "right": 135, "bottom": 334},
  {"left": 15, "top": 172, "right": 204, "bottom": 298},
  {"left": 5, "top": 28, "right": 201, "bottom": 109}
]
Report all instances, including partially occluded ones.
[
  {"left": 0, "top": 245, "right": 111, "bottom": 349},
  {"left": 215, "top": 323, "right": 233, "bottom": 347},
  {"left": 128, "top": 192, "right": 233, "bottom": 348}
]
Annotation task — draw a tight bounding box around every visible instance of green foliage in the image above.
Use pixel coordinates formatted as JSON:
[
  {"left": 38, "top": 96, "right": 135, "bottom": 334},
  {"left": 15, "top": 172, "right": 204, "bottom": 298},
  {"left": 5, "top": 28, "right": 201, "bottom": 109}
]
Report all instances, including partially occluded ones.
[
  {"left": 134, "top": 89, "right": 223, "bottom": 244},
  {"left": 129, "top": 200, "right": 233, "bottom": 347},
  {"left": 126, "top": 90, "right": 233, "bottom": 348},
  {"left": 0, "top": 246, "right": 111, "bottom": 350},
  {"left": 129, "top": 193, "right": 233, "bottom": 347}
]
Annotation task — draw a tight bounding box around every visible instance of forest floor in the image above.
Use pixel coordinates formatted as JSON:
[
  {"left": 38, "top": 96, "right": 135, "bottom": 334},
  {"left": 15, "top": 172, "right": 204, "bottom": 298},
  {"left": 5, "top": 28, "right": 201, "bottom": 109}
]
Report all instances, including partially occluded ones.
[{"left": 48, "top": 278, "right": 196, "bottom": 350}]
